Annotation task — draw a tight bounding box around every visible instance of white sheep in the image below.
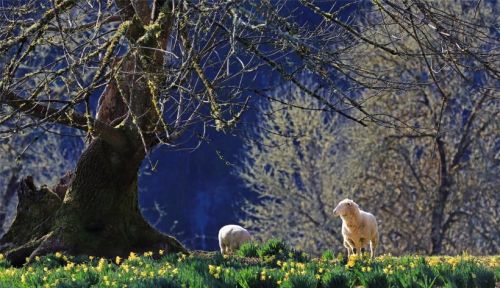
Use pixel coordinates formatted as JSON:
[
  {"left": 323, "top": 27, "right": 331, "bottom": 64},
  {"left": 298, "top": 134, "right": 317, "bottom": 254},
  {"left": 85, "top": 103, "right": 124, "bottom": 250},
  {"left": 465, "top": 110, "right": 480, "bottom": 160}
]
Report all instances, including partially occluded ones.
[
  {"left": 218, "top": 224, "right": 251, "bottom": 255},
  {"left": 333, "top": 198, "right": 379, "bottom": 258}
]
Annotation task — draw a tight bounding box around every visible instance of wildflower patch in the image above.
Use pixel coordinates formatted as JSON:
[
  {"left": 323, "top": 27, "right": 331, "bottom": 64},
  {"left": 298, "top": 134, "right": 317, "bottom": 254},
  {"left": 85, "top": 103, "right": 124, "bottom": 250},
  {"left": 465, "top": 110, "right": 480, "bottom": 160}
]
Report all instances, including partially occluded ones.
[{"left": 0, "top": 240, "right": 497, "bottom": 287}]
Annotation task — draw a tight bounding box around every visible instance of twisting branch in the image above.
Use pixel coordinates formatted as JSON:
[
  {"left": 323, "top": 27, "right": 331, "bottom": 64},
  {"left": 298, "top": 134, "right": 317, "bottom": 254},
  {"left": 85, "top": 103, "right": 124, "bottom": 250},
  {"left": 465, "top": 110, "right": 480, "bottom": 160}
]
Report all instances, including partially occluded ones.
[
  {"left": 1, "top": 90, "right": 129, "bottom": 153},
  {"left": 0, "top": 0, "right": 77, "bottom": 53},
  {"left": 300, "top": 0, "right": 399, "bottom": 55}
]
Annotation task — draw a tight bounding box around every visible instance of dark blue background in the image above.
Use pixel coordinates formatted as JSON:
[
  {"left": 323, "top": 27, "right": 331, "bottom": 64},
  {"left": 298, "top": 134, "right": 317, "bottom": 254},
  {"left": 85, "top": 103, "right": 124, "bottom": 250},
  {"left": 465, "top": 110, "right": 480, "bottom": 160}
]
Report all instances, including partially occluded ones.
[
  {"left": 136, "top": 0, "right": 361, "bottom": 252},
  {"left": 138, "top": 125, "right": 255, "bottom": 251}
]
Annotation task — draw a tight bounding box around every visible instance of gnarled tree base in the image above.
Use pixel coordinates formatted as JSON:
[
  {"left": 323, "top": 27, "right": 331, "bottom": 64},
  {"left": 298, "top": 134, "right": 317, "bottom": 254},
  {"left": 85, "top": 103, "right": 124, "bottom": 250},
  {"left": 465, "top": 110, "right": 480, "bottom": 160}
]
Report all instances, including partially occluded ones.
[{"left": 0, "top": 139, "right": 186, "bottom": 266}]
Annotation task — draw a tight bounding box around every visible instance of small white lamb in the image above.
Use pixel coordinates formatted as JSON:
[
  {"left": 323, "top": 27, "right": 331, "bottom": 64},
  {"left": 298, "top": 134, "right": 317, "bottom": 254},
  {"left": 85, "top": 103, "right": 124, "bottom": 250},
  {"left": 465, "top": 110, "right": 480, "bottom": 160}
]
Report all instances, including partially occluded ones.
[
  {"left": 218, "top": 224, "right": 251, "bottom": 255},
  {"left": 333, "top": 198, "right": 379, "bottom": 258}
]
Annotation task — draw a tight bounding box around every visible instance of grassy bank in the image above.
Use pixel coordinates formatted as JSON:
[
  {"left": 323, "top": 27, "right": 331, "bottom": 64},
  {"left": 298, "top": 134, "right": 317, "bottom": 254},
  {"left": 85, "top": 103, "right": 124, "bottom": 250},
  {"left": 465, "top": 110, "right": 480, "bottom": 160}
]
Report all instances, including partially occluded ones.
[{"left": 0, "top": 239, "right": 497, "bottom": 287}]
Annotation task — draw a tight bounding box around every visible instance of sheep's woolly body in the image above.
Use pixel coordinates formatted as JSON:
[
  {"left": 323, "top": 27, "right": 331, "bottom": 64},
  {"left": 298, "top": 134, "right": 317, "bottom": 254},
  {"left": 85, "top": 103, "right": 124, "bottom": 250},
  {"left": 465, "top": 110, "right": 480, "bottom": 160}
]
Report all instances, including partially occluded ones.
[
  {"left": 333, "top": 199, "right": 379, "bottom": 258},
  {"left": 218, "top": 225, "right": 251, "bottom": 255}
]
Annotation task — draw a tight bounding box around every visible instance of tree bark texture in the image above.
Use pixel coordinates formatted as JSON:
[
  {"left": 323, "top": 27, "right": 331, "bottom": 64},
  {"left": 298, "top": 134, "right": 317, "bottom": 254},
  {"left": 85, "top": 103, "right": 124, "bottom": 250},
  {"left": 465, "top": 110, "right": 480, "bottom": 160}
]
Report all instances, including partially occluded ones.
[
  {"left": 0, "top": 1, "right": 187, "bottom": 265},
  {"left": 0, "top": 132, "right": 185, "bottom": 266}
]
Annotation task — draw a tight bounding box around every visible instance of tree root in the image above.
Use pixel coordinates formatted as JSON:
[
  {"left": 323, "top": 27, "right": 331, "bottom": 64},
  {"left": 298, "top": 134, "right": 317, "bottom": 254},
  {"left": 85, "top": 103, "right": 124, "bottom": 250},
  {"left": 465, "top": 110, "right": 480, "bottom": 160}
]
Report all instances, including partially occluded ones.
[
  {"left": 0, "top": 165, "right": 187, "bottom": 266},
  {"left": 3, "top": 224, "right": 186, "bottom": 266},
  {"left": 3, "top": 236, "right": 46, "bottom": 267}
]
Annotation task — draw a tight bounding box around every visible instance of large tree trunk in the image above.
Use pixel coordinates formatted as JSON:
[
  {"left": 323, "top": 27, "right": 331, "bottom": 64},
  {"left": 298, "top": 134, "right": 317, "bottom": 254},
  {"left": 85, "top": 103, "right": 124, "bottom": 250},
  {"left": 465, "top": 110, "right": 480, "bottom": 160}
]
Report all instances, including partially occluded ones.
[
  {"left": 0, "top": 136, "right": 186, "bottom": 266},
  {"left": 0, "top": 2, "right": 185, "bottom": 265}
]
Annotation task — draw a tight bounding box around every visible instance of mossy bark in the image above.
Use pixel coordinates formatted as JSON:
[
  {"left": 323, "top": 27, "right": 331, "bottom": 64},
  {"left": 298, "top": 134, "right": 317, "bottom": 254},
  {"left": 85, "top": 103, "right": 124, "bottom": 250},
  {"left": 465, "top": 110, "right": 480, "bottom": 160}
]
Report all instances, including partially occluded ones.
[
  {"left": 0, "top": 176, "right": 62, "bottom": 266},
  {"left": 1, "top": 2, "right": 185, "bottom": 266},
  {"left": 0, "top": 136, "right": 186, "bottom": 266}
]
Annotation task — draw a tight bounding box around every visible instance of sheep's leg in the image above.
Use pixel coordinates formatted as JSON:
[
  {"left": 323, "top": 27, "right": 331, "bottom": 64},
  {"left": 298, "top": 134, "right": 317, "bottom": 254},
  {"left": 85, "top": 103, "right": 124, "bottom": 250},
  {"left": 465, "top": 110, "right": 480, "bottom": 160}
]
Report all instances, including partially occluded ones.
[
  {"left": 219, "top": 233, "right": 224, "bottom": 254},
  {"left": 219, "top": 240, "right": 224, "bottom": 254},
  {"left": 370, "top": 238, "right": 378, "bottom": 259},
  {"left": 220, "top": 243, "right": 228, "bottom": 255},
  {"left": 355, "top": 246, "right": 362, "bottom": 257},
  {"left": 358, "top": 237, "right": 368, "bottom": 257},
  {"left": 343, "top": 240, "right": 353, "bottom": 257}
]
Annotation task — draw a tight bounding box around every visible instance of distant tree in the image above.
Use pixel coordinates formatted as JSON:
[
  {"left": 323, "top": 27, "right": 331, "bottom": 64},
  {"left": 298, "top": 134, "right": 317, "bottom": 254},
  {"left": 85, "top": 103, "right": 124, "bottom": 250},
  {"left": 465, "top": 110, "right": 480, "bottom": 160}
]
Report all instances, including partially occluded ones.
[
  {"left": 240, "top": 1, "right": 498, "bottom": 255},
  {"left": 238, "top": 80, "right": 347, "bottom": 255},
  {"left": 344, "top": 0, "right": 499, "bottom": 255}
]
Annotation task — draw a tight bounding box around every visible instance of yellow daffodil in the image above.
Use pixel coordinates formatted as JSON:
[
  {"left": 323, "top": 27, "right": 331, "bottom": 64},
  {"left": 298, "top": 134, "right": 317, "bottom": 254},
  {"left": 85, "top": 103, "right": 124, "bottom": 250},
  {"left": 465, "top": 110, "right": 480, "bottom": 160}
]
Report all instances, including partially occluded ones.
[{"left": 128, "top": 252, "right": 137, "bottom": 260}]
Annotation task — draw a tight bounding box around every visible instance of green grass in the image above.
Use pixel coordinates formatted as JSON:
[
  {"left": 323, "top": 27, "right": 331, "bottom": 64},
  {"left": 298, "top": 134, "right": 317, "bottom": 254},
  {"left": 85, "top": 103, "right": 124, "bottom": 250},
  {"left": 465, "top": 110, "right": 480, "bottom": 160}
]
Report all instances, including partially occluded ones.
[{"left": 0, "top": 240, "right": 497, "bottom": 287}]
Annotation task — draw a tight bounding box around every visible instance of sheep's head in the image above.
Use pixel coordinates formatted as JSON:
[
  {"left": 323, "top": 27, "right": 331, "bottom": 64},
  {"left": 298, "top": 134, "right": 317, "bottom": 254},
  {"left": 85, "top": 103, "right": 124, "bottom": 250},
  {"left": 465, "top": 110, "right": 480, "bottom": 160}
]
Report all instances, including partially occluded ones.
[{"left": 333, "top": 198, "right": 359, "bottom": 217}]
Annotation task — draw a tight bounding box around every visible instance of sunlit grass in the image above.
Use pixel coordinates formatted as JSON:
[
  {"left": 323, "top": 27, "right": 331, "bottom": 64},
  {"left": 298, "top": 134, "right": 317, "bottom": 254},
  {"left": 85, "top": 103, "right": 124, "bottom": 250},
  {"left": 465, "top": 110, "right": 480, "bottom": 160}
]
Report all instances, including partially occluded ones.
[{"left": 0, "top": 241, "right": 497, "bottom": 287}]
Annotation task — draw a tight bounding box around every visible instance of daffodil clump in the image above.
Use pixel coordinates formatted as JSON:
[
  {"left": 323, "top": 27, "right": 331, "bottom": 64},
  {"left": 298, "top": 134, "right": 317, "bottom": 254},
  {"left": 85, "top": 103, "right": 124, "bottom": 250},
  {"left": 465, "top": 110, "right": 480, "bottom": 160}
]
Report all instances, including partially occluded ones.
[{"left": 0, "top": 240, "right": 496, "bottom": 288}]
